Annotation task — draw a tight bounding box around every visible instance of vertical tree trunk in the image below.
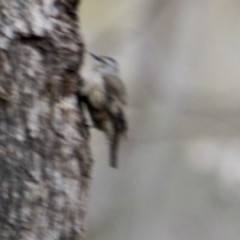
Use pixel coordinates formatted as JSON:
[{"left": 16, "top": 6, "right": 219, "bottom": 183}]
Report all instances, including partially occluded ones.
[{"left": 0, "top": 1, "right": 92, "bottom": 239}]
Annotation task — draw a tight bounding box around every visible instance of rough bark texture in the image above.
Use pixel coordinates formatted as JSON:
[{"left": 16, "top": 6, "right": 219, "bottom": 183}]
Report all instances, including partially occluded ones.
[{"left": 0, "top": 0, "right": 92, "bottom": 239}]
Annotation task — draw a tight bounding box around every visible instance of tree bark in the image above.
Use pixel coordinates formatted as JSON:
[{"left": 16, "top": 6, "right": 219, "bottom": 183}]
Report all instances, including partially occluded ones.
[{"left": 0, "top": 1, "right": 92, "bottom": 239}]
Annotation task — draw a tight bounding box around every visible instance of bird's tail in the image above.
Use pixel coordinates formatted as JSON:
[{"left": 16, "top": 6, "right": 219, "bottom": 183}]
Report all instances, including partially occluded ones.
[
  {"left": 107, "top": 102, "right": 127, "bottom": 169},
  {"left": 109, "top": 129, "right": 121, "bottom": 169}
]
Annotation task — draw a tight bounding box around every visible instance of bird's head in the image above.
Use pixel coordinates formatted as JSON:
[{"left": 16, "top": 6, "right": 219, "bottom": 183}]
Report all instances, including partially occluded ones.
[{"left": 89, "top": 53, "right": 119, "bottom": 74}]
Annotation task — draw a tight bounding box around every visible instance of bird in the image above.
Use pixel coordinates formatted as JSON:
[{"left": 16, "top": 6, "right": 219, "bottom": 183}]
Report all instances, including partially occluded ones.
[{"left": 80, "top": 53, "right": 128, "bottom": 168}]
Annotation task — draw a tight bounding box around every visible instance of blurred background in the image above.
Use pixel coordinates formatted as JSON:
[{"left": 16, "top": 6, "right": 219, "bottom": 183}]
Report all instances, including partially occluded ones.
[{"left": 79, "top": 1, "right": 240, "bottom": 239}]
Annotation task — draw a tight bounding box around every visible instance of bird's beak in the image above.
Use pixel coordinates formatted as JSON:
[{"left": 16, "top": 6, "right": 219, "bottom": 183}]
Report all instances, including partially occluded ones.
[{"left": 89, "top": 52, "right": 103, "bottom": 62}]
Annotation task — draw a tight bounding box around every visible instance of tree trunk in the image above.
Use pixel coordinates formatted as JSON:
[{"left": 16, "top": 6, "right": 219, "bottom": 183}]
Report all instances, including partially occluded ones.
[{"left": 0, "top": 1, "right": 92, "bottom": 239}]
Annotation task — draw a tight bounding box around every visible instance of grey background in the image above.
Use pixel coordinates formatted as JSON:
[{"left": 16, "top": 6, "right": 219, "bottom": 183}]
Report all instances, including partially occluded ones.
[{"left": 80, "top": 1, "right": 240, "bottom": 239}]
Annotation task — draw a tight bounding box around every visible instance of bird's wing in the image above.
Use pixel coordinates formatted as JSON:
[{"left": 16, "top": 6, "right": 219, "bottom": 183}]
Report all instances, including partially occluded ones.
[{"left": 103, "top": 74, "right": 127, "bottom": 104}]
